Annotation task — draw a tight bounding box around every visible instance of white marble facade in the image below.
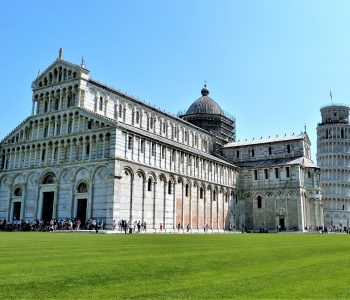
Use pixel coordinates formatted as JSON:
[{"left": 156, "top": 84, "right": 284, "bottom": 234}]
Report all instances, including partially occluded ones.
[
  {"left": 223, "top": 135, "right": 323, "bottom": 231},
  {"left": 0, "top": 53, "right": 323, "bottom": 231},
  {"left": 0, "top": 55, "right": 237, "bottom": 230}
]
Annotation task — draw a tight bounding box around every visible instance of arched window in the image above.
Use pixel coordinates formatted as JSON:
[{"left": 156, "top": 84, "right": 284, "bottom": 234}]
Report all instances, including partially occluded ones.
[
  {"left": 14, "top": 188, "right": 22, "bottom": 197},
  {"left": 287, "top": 145, "right": 291, "bottom": 153},
  {"left": 1, "top": 154, "right": 5, "bottom": 169},
  {"left": 44, "top": 126, "right": 48, "bottom": 138},
  {"left": 251, "top": 149, "right": 255, "bottom": 157},
  {"left": 150, "top": 117, "right": 154, "bottom": 129},
  {"left": 67, "top": 95, "right": 72, "bottom": 108},
  {"left": 86, "top": 143, "right": 90, "bottom": 156},
  {"left": 56, "top": 123, "right": 61, "bottom": 135},
  {"left": 68, "top": 121, "right": 72, "bottom": 134},
  {"left": 119, "top": 104, "right": 123, "bottom": 118},
  {"left": 168, "top": 180, "right": 172, "bottom": 195},
  {"left": 55, "top": 99, "right": 59, "bottom": 110},
  {"left": 44, "top": 101, "right": 48, "bottom": 113},
  {"left": 147, "top": 178, "right": 152, "bottom": 192},
  {"left": 99, "top": 97, "right": 103, "bottom": 111},
  {"left": 257, "top": 196, "right": 262, "bottom": 209},
  {"left": 136, "top": 111, "right": 140, "bottom": 124},
  {"left": 151, "top": 143, "right": 156, "bottom": 156},
  {"left": 185, "top": 184, "right": 189, "bottom": 197},
  {"left": 41, "top": 149, "right": 46, "bottom": 161},
  {"left": 128, "top": 136, "right": 133, "bottom": 150},
  {"left": 77, "top": 182, "right": 88, "bottom": 193},
  {"left": 200, "top": 187, "right": 204, "bottom": 199},
  {"left": 42, "top": 174, "right": 55, "bottom": 184},
  {"left": 341, "top": 128, "right": 344, "bottom": 139}
]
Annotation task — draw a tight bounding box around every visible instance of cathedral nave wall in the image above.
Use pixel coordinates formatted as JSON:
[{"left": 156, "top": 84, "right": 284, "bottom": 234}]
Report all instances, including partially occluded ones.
[{"left": 114, "top": 160, "right": 234, "bottom": 231}]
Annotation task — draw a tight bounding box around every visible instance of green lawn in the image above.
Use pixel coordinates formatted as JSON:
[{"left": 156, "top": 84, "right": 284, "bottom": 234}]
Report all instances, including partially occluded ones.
[{"left": 0, "top": 233, "right": 349, "bottom": 299}]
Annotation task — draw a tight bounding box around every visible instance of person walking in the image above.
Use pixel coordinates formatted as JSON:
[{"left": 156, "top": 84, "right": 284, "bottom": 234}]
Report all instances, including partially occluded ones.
[
  {"left": 76, "top": 219, "right": 81, "bottom": 231},
  {"left": 137, "top": 221, "right": 141, "bottom": 233},
  {"left": 95, "top": 220, "right": 99, "bottom": 234}
]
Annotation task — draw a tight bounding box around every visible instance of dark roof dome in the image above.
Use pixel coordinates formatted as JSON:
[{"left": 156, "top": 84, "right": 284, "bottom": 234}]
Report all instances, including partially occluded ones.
[
  {"left": 201, "top": 86, "right": 209, "bottom": 96},
  {"left": 185, "top": 85, "right": 224, "bottom": 115}
]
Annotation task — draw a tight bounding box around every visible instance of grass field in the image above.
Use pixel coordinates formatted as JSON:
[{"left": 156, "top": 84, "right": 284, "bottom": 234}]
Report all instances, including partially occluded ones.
[{"left": 0, "top": 233, "right": 350, "bottom": 299}]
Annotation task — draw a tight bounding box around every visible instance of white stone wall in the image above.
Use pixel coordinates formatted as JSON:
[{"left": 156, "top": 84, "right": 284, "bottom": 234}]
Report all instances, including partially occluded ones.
[
  {"left": 81, "top": 81, "right": 214, "bottom": 155},
  {"left": 114, "top": 160, "right": 234, "bottom": 230},
  {"left": 223, "top": 139, "right": 307, "bottom": 163},
  {"left": 0, "top": 161, "right": 115, "bottom": 224},
  {"left": 223, "top": 135, "right": 322, "bottom": 231}
]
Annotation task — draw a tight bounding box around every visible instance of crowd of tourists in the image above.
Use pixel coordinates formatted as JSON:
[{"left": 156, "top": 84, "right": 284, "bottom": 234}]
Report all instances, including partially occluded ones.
[
  {"left": 324, "top": 225, "right": 350, "bottom": 233},
  {"left": 0, "top": 218, "right": 104, "bottom": 232},
  {"left": 114, "top": 220, "right": 147, "bottom": 233},
  {"left": 2, "top": 218, "right": 350, "bottom": 234}
]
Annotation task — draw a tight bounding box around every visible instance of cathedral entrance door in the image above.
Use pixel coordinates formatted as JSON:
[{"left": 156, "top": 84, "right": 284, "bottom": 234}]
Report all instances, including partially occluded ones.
[
  {"left": 77, "top": 199, "right": 87, "bottom": 226},
  {"left": 42, "top": 192, "right": 54, "bottom": 222},
  {"left": 13, "top": 202, "right": 21, "bottom": 221},
  {"left": 279, "top": 218, "right": 285, "bottom": 230}
]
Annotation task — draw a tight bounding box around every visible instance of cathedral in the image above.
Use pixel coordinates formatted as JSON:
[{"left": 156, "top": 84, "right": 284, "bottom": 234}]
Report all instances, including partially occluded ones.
[{"left": 0, "top": 51, "right": 323, "bottom": 231}]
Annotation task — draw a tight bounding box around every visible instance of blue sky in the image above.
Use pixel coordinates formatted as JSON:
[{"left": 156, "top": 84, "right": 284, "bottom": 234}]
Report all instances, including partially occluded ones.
[{"left": 1, "top": 0, "right": 350, "bottom": 161}]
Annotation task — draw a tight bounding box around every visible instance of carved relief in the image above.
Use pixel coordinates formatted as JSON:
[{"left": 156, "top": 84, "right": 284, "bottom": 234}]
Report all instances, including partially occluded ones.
[{"left": 276, "top": 206, "right": 286, "bottom": 216}]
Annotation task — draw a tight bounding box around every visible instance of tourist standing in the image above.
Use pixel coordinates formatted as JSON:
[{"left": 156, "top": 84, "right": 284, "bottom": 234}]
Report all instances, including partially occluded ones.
[{"left": 76, "top": 219, "right": 81, "bottom": 231}]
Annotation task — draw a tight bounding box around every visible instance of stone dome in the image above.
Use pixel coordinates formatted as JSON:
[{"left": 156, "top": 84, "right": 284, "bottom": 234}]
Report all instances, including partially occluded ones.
[{"left": 185, "top": 86, "right": 224, "bottom": 116}]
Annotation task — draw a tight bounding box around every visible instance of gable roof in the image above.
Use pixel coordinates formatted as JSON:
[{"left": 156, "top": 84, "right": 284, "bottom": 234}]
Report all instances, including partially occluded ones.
[
  {"left": 32, "top": 58, "right": 89, "bottom": 86},
  {"left": 0, "top": 107, "right": 116, "bottom": 146},
  {"left": 234, "top": 156, "right": 319, "bottom": 169},
  {"left": 223, "top": 133, "right": 311, "bottom": 148}
]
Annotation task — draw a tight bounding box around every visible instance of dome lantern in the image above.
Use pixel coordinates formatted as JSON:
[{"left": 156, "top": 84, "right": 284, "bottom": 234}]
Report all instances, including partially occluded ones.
[{"left": 185, "top": 85, "right": 224, "bottom": 116}]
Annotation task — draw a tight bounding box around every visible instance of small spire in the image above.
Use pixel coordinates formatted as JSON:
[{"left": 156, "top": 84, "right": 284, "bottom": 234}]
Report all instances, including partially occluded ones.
[
  {"left": 201, "top": 81, "right": 209, "bottom": 96},
  {"left": 81, "top": 57, "right": 86, "bottom": 68},
  {"left": 59, "top": 48, "right": 63, "bottom": 59},
  {"left": 304, "top": 123, "right": 307, "bottom": 133}
]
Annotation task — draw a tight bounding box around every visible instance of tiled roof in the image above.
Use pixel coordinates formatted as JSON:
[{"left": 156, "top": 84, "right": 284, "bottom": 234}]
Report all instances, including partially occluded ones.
[
  {"left": 223, "top": 134, "right": 307, "bottom": 148},
  {"left": 234, "top": 156, "right": 318, "bottom": 169},
  {"left": 185, "top": 96, "right": 224, "bottom": 115}
]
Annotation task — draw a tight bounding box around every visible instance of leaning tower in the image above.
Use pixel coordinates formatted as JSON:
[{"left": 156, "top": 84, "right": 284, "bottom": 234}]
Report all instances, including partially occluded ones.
[{"left": 317, "top": 104, "right": 350, "bottom": 228}]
